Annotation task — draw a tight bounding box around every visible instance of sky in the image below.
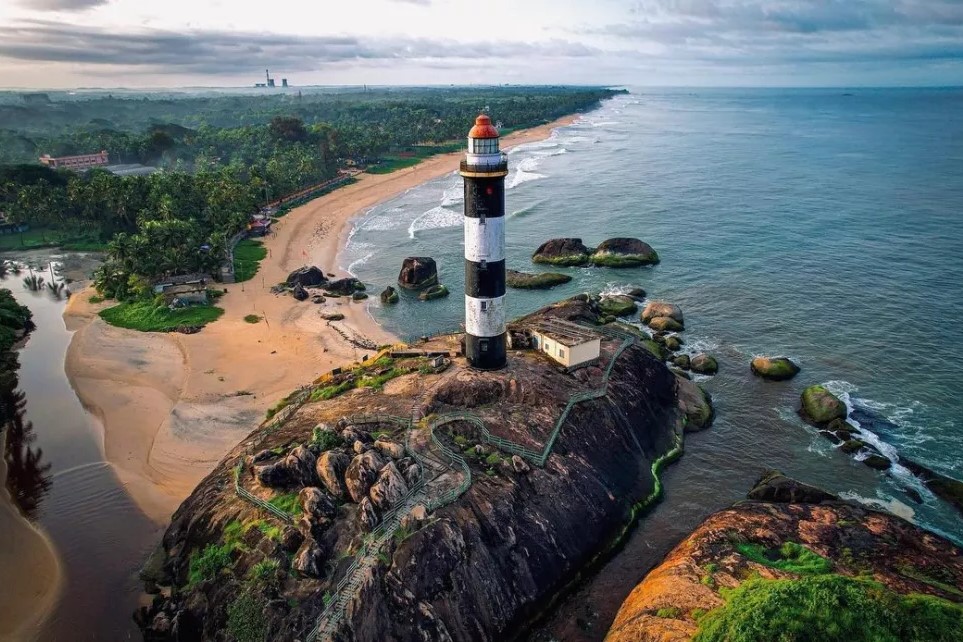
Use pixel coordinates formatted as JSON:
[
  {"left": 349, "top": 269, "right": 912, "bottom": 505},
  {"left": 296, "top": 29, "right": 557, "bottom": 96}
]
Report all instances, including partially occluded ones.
[{"left": 0, "top": 0, "right": 961, "bottom": 88}]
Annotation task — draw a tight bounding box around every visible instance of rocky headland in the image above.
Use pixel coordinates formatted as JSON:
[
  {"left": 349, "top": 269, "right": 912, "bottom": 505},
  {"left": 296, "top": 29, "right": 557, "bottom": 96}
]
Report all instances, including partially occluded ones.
[
  {"left": 137, "top": 298, "right": 714, "bottom": 642},
  {"left": 605, "top": 470, "right": 963, "bottom": 642}
]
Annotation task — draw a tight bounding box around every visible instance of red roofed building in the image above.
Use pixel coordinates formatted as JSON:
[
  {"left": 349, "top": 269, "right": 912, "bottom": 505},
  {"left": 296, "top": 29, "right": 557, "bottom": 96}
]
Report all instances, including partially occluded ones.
[{"left": 39, "top": 150, "right": 109, "bottom": 170}]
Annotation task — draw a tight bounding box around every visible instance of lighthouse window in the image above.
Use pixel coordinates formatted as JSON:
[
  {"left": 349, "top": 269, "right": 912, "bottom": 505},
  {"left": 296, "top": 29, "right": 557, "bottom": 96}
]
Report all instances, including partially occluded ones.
[{"left": 480, "top": 300, "right": 488, "bottom": 311}]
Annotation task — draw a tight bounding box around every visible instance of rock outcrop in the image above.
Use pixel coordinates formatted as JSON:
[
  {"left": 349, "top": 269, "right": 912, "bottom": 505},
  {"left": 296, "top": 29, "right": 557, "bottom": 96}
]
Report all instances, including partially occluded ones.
[
  {"left": 750, "top": 356, "right": 800, "bottom": 381},
  {"left": 344, "top": 450, "right": 386, "bottom": 503},
  {"left": 286, "top": 266, "right": 327, "bottom": 288},
  {"left": 598, "top": 295, "right": 638, "bottom": 317},
  {"left": 418, "top": 284, "right": 450, "bottom": 301},
  {"left": 379, "top": 286, "right": 399, "bottom": 304},
  {"left": 323, "top": 277, "right": 365, "bottom": 296},
  {"left": 689, "top": 353, "right": 718, "bottom": 375},
  {"left": 605, "top": 473, "right": 963, "bottom": 642},
  {"left": 641, "top": 301, "right": 684, "bottom": 325},
  {"left": 532, "top": 238, "right": 592, "bottom": 266},
  {"left": 506, "top": 270, "right": 572, "bottom": 289},
  {"left": 397, "top": 257, "right": 439, "bottom": 290},
  {"left": 676, "top": 375, "right": 714, "bottom": 431},
  {"left": 254, "top": 445, "right": 317, "bottom": 488},
  {"left": 590, "top": 237, "right": 660, "bottom": 267},
  {"left": 800, "top": 384, "right": 846, "bottom": 424},
  {"left": 368, "top": 463, "right": 409, "bottom": 511}
]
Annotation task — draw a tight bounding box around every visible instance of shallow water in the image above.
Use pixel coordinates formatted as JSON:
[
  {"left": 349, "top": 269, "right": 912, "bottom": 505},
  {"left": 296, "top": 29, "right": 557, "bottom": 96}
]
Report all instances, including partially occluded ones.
[
  {"left": 0, "top": 263, "right": 156, "bottom": 640},
  {"left": 340, "top": 88, "right": 963, "bottom": 638}
]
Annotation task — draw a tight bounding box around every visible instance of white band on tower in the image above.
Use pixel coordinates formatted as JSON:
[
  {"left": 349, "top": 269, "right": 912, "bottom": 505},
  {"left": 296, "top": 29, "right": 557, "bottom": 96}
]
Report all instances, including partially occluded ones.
[
  {"left": 465, "top": 295, "right": 506, "bottom": 337},
  {"left": 464, "top": 216, "right": 505, "bottom": 263}
]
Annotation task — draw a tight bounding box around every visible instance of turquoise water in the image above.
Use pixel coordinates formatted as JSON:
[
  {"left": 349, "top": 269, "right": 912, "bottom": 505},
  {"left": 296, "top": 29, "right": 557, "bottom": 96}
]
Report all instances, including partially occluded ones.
[{"left": 341, "top": 87, "right": 963, "bottom": 637}]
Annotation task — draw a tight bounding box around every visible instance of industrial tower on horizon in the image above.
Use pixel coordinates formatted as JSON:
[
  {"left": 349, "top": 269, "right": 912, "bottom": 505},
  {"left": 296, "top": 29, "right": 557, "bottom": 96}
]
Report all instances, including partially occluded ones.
[{"left": 461, "top": 114, "right": 508, "bottom": 370}]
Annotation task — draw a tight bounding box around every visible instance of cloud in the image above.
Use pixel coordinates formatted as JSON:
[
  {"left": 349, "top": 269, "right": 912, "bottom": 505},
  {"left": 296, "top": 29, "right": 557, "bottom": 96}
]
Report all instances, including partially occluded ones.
[
  {"left": 19, "top": 0, "right": 110, "bottom": 11},
  {"left": 0, "top": 21, "right": 597, "bottom": 77}
]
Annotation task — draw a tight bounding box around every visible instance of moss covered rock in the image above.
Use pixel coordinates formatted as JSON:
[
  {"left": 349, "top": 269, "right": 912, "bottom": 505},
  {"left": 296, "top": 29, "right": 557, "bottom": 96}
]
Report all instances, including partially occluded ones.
[
  {"left": 800, "top": 385, "right": 847, "bottom": 425},
  {"left": 863, "top": 454, "right": 892, "bottom": 471},
  {"left": 671, "top": 354, "right": 691, "bottom": 370},
  {"left": 840, "top": 439, "right": 867, "bottom": 454},
  {"left": 532, "top": 238, "right": 592, "bottom": 266},
  {"left": 664, "top": 336, "right": 682, "bottom": 351},
  {"left": 379, "top": 286, "right": 399, "bottom": 305},
  {"left": 690, "top": 353, "right": 719, "bottom": 375},
  {"left": 751, "top": 356, "right": 801, "bottom": 381},
  {"left": 677, "top": 377, "right": 714, "bottom": 432},
  {"left": 647, "top": 316, "right": 684, "bottom": 332},
  {"left": 418, "top": 284, "right": 450, "bottom": 301},
  {"left": 641, "top": 301, "right": 684, "bottom": 325},
  {"left": 505, "top": 270, "right": 572, "bottom": 289},
  {"left": 590, "top": 238, "right": 660, "bottom": 267},
  {"left": 598, "top": 295, "right": 638, "bottom": 317}
]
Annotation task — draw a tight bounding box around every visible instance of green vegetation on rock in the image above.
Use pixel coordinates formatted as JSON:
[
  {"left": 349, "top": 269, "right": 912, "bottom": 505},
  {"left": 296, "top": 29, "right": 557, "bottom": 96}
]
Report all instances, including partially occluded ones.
[
  {"left": 598, "top": 295, "right": 638, "bottom": 317},
  {"left": 801, "top": 384, "right": 847, "bottom": 424},
  {"left": 99, "top": 300, "right": 223, "bottom": 332},
  {"left": 268, "top": 492, "right": 302, "bottom": 517},
  {"left": 418, "top": 284, "right": 450, "bottom": 301},
  {"left": 750, "top": 356, "right": 801, "bottom": 381},
  {"left": 694, "top": 574, "right": 963, "bottom": 642},
  {"left": 735, "top": 541, "right": 832, "bottom": 574},
  {"left": 227, "top": 591, "right": 268, "bottom": 642},
  {"left": 505, "top": 270, "right": 572, "bottom": 289}
]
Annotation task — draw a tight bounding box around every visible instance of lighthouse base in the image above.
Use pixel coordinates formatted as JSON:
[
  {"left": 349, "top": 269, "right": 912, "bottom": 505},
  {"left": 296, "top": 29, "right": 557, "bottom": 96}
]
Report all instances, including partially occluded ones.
[{"left": 464, "top": 333, "right": 508, "bottom": 370}]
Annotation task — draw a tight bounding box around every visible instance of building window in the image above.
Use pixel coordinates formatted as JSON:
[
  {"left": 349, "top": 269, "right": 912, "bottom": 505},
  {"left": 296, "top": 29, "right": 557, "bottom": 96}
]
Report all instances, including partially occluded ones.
[
  {"left": 480, "top": 300, "right": 488, "bottom": 312},
  {"left": 559, "top": 348, "right": 566, "bottom": 359}
]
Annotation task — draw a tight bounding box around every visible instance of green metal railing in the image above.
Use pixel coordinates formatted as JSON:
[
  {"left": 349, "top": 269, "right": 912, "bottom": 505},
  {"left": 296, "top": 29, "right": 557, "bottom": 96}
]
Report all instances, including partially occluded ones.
[{"left": 232, "top": 464, "right": 295, "bottom": 525}]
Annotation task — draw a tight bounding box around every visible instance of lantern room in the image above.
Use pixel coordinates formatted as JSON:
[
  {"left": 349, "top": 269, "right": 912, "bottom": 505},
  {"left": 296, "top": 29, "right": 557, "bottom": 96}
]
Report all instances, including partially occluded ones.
[{"left": 468, "top": 114, "right": 500, "bottom": 156}]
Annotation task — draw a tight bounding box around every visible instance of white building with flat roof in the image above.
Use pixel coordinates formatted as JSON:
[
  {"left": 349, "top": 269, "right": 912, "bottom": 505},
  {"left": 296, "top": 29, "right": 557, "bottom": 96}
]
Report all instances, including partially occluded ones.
[{"left": 530, "top": 318, "right": 601, "bottom": 369}]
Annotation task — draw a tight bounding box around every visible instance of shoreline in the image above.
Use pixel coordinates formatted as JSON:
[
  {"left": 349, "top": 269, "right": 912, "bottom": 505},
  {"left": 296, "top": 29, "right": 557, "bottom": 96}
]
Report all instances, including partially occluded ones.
[{"left": 61, "top": 113, "right": 579, "bottom": 525}]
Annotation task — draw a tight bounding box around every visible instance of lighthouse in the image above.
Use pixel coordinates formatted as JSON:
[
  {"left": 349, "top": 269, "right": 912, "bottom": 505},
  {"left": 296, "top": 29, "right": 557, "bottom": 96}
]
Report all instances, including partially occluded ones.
[{"left": 461, "top": 114, "right": 508, "bottom": 370}]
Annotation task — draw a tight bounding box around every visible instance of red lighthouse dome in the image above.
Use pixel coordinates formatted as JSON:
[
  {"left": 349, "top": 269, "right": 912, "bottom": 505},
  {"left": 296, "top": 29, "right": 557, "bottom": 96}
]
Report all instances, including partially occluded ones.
[{"left": 468, "top": 114, "right": 499, "bottom": 139}]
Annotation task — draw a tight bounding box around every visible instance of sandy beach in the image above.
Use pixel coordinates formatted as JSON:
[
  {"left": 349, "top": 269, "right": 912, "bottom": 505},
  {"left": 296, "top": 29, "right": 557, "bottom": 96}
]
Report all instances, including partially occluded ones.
[{"left": 62, "top": 114, "right": 577, "bottom": 524}]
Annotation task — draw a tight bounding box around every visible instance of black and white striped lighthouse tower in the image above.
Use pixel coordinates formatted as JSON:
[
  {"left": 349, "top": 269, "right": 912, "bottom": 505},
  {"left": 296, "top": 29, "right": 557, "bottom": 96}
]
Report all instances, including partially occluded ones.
[{"left": 461, "top": 114, "right": 508, "bottom": 370}]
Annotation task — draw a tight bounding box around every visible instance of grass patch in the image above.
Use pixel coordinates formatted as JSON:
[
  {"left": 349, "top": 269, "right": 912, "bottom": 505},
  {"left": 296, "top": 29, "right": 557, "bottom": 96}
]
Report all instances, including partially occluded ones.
[
  {"left": 365, "top": 142, "right": 463, "bottom": 174},
  {"left": 694, "top": 574, "right": 963, "bottom": 642},
  {"left": 735, "top": 541, "right": 832, "bottom": 575},
  {"left": 186, "top": 542, "right": 234, "bottom": 589},
  {"left": 0, "top": 227, "right": 107, "bottom": 252},
  {"left": 268, "top": 492, "right": 302, "bottom": 517},
  {"left": 243, "top": 314, "right": 261, "bottom": 324},
  {"left": 656, "top": 607, "right": 682, "bottom": 619},
  {"left": 88, "top": 294, "right": 104, "bottom": 304},
  {"left": 99, "top": 301, "right": 223, "bottom": 332},
  {"left": 899, "top": 566, "right": 963, "bottom": 600},
  {"left": 233, "top": 239, "right": 267, "bottom": 282},
  {"left": 311, "top": 425, "right": 344, "bottom": 451}
]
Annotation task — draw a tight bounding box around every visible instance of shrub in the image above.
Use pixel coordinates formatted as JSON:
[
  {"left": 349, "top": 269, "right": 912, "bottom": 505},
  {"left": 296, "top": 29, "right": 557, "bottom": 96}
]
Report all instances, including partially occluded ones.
[
  {"left": 187, "top": 543, "right": 233, "bottom": 588},
  {"left": 244, "top": 314, "right": 261, "bottom": 324},
  {"left": 89, "top": 295, "right": 104, "bottom": 304},
  {"left": 227, "top": 591, "right": 267, "bottom": 642},
  {"left": 694, "top": 574, "right": 963, "bottom": 642},
  {"left": 311, "top": 426, "right": 344, "bottom": 451},
  {"left": 247, "top": 559, "right": 280, "bottom": 588},
  {"left": 269, "top": 492, "right": 302, "bottom": 516},
  {"left": 656, "top": 607, "right": 682, "bottom": 619},
  {"left": 735, "top": 541, "right": 832, "bottom": 575}
]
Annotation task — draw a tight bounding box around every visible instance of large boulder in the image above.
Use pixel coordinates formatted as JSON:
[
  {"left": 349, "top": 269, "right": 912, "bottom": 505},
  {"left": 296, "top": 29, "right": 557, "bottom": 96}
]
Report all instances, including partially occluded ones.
[
  {"left": 292, "top": 538, "right": 325, "bottom": 578},
  {"left": 397, "top": 257, "right": 439, "bottom": 290},
  {"left": 532, "top": 238, "right": 592, "bottom": 266},
  {"left": 253, "top": 445, "right": 318, "bottom": 488},
  {"left": 298, "top": 487, "right": 337, "bottom": 521},
  {"left": 690, "top": 353, "right": 718, "bottom": 375},
  {"left": 369, "top": 462, "right": 410, "bottom": 511},
  {"left": 286, "top": 266, "right": 327, "bottom": 288},
  {"left": 647, "top": 316, "right": 683, "bottom": 332},
  {"left": 676, "top": 376, "right": 714, "bottom": 432},
  {"left": 750, "top": 356, "right": 801, "bottom": 381},
  {"left": 324, "top": 277, "right": 365, "bottom": 296},
  {"left": 374, "top": 439, "right": 405, "bottom": 460},
  {"left": 746, "top": 469, "right": 837, "bottom": 503},
  {"left": 505, "top": 270, "right": 572, "bottom": 290},
  {"left": 418, "top": 284, "right": 450, "bottom": 301},
  {"left": 380, "top": 286, "right": 399, "bottom": 305},
  {"left": 315, "top": 451, "right": 350, "bottom": 499},
  {"left": 292, "top": 283, "right": 309, "bottom": 301},
  {"left": 357, "top": 497, "right": 379, "bottom": 532},
  {"left": 590, "top": 237, "right": 660, "bottom": 267},
  {"left": 800, "top": 384, "right": 847, "bottom": 425},
  {"left": 641, "top": 302, "right": 684, "bottom": 325},
  {"left": 598, "top": 295, "right": 637, "bottom": 318},
  {"left": 344, "top": 450, "right": 386, "bottom": 503}
]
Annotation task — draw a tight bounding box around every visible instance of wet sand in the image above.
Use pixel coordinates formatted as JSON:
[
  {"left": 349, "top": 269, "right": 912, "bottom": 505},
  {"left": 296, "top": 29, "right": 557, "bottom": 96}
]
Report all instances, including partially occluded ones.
[{"left": 61, "top": 115, "right": 576, "bottom": 525}]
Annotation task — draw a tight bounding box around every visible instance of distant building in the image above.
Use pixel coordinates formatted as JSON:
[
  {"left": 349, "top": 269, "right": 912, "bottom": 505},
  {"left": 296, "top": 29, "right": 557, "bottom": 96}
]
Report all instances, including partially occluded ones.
[
  {"left": 282, "top": 79, "right": 288, "bottom": 88},
  {"left": 39, "top": 150, "right": 109, "bottom": 170},
  {"left": 104, "top": 163, "right": 159, "bottom": 177},
  {"left": 152, "top": 273, "right": 208, "bottom": 295},
  {"left": 247, "top": 215, "right": 273, "bottom": 237},
  {"left": 529, "top": 318, "right": 601, "bottom": 369}
]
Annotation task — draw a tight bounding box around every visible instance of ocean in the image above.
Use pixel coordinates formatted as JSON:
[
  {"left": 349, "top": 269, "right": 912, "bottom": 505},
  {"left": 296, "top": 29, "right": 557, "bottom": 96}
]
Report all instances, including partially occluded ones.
[{"left": 340, "top": 87, "right": 963, "bottom": 639}]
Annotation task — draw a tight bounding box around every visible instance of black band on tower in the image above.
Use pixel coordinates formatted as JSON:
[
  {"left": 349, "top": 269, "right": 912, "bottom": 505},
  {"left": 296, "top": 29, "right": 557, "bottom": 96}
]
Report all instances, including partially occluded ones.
[
  {"left": 464, "top": 333, "right": 508, "bottom": 371},
  {"left": 464, "top": 259, "right": 506, "bottom": 298},
  {"left": 464, "top": 179, "right": 506, "bottom": 219}
]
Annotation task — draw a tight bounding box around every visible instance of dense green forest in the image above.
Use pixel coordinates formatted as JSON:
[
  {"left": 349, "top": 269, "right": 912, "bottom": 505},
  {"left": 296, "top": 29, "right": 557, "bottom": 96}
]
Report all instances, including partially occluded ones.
[{"left": 0, "top": 86, "right": 621, "bottom": 302}]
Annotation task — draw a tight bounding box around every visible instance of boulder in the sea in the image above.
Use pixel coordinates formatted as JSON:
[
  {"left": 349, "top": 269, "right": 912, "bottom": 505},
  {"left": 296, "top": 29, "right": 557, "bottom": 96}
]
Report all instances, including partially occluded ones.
[
  {"left": 663, "top": 336, "right": 682, "bottom": 352},
  {"left": 418, "top": 284, "right": 450, "bottom": 301},
  {"left": 505, "top": 270, "right": 572, "bottom": 290},
  {"left": 800, "top": 384, "right": 847, "bottom": 425},
  {"left": 641, "top": 301, "right": 684, "bottom": 325},
  {"left": 531, "top": 238, "right": 592, "bottom": 266},
  {"left": 286, "top": 266, "right": 327, "bottom": 288},
  {"left": 746, "top": 469, "right": 837, "bottom": 503},
  {"left": 840, "top": 439, "right": 867, "bottom": 454},
  {"left": 397, "top": 257, "right": 439, "bottom": 290},
  {"left": 598, "top": 295, "right": 638, "bottom": 317},
  {"left": 324, "top": 277, "right": 366, "bottom": 296},
  {"left": 900, "top": 459, "right": 963, "bottom": 516},
  {"left": 863, "top": 454, "right": 892, "bottom": 471},
  {"left": 750, "top": 356, "right": 801, "bottom": 381},
  {"left": 671, "top": 354, "right": 690, "bottom": 370},
  {"left": 690, "top": 353, "right": 718, "bottom": 375},
  {"left": 646, "top": 316, "right": 684, "bottom": 332},
  {"left": 380, "top": 286, "right": 399, "bottom": 305},
  {"left": 626, "top": 287, "right": 647, "bottom": 301},
  {"left": 368, "top": 462, "right": 409, "bottom": 511},
  {"left": 344, "top": 450, "right": 386, "bottom": 503},
  {"left": 589, "top": 237, "right": 660, "bottom": 267},
  {"left": 676, "top": 377, "right": 714, "bottom": 432},
  {"left": 254, "top": 445, "right": 318, "bottom": 488}
]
